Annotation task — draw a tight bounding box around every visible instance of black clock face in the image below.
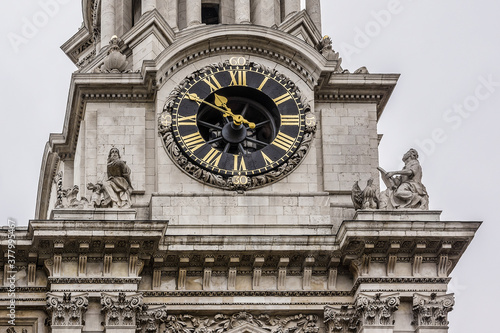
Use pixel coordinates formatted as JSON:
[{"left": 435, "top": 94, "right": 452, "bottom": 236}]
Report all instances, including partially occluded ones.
[{"left": 170, "top": 64, "right": 306, "bottom": 177}]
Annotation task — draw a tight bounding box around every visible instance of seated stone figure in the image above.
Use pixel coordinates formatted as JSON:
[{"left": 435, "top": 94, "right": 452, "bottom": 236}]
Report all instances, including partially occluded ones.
[
  {"left": 378, "top": 148, "right": 429, "bottom": 210},
  {"left": 88, "top": 148, "right": 133, "bottom": 208},
  {"left": 103, "top": 148, "right": 133, "bottom": 208}
]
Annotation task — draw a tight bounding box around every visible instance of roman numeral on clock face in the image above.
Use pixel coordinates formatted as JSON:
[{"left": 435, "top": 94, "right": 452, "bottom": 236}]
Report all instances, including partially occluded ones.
[
  {"left": 183, "top": 132, "right": 205, "bottom": 152},
  {"left": 281, "top": 114, "right": 300, "bottom": 126},
  {"left": 233, "top": 155, "right": 247, "bottom": 171},
  {"left": 178, "top": 114, "right": 197, "bottom": 126},
  {"left": 261, "top": 152, "right": 274, "bottom": 166},
  {"left": 202, "top": 148, "right": 222, "bottom": 167},
  {"left": 273, "top": 93, "right": 293, "bottom": 106},
  {"left": 272, "top": 131, "right": 295, "bottom": 151},
  {"left": 229, "top": 70, "right": 247, "bottom": 86},
  {"left": 202, "top": 75, "right": 223, "bottom": 92}
]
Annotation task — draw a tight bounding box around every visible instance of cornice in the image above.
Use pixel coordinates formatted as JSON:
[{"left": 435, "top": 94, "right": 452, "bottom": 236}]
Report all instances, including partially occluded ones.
[{"left": 315, "top": 73, "right": 400, "bottom": 120}]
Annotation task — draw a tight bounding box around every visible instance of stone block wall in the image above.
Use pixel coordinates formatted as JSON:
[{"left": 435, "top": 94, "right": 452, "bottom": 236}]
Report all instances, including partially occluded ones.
[
  {"left": 151, "top": 193, "right": 332, "bottom": 226},
  {"left": 318, "top": 102, "right": 380, "bottom": 193}
]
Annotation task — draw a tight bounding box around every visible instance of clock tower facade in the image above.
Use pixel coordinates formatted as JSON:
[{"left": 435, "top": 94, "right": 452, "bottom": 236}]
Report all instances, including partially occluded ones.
[{"left": 0, "top": 1, "right": 479, "bottom": 333}]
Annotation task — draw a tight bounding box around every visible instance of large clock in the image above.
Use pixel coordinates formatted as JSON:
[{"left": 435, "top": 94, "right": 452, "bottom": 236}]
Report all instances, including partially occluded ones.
[{"left": 159, "top": 59, "right": 316, "bottom": 190}]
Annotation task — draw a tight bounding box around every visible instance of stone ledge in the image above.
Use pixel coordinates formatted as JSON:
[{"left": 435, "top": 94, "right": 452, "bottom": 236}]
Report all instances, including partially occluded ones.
[
  {"left": 353, "top": 210, "right": 442, "bottom": 222},
  {"left": 50, "top": 208, "right": 137, "bottom": 220}
]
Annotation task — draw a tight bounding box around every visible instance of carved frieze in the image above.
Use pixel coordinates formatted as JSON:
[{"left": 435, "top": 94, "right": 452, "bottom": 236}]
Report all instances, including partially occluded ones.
[
  {"left": 164, "top": 312, "right": 320, "bottom": 333},
  {"left": 46, "top": 292, "right": 89, "bottom": 327},
  {"left": 413, "top": 293, "right": 455, "bottom": 327},
  {"left": 324, "top": 306, "right": 359, "bottom": 333},
  {"left": 355, "top": 293, "right": 400, "bottom": 326},
  {"left": 101, "top": 292, "right": 143, "bottom": 327},
  {"left": 137, "top": 305, "right": 168, "bottom": 333}
]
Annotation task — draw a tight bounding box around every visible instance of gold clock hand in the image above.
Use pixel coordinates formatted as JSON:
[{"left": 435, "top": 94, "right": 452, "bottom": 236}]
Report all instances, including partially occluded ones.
[
  {"left": 213, "top": 93, "right": 256, "bottom": 129},
  {"left": 185, "top": 93, "right": 256, "bottom": 129}
]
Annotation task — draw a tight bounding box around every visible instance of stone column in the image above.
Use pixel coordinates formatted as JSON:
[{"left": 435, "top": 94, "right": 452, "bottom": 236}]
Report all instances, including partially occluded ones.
[
  {"left": 142, "top": 0, "right": 156, "bottom": 14},
  {"left": 186, "top": 0, "right": 202, "bottom": 27},
  {"left": 46, "top": 293, "right": 89, "bottom": 333},
  {"left": 355, "top": 293, "right": 400, "bottom": 333},
  {"left": 166, "top": 0, "right": 179, "bottom": 31},
  {"left": 306, "top": 0, "right": 322, "bottom": 34},
  {"left": 101, "top": 0, "right": 116, "bottom": 50},
  {"left": 413, "top": 293, "right": 455, "bottom": 333},
  {"left": 284, "top": 0, "right": 300, "bottom": 18},
  {"left": 235, "top": 0, "right": 251, "bottom": 24}
]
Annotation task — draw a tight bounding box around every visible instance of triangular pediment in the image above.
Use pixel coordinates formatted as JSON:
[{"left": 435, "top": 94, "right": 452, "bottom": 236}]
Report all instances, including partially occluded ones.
[
  {"left": 277, "top": 10, "right": 322, "bottom": 48},
  {"left": 225, "top": 323, "right": 272, "bottom": 333}
]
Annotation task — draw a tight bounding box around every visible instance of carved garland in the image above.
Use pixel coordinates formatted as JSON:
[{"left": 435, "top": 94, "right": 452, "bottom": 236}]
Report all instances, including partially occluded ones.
[
  {"left": 164, "top": 312, "right": 320, "bottom": 333},
  {"left": 158, "top": 60, "right": 317, "bottom": 191}
]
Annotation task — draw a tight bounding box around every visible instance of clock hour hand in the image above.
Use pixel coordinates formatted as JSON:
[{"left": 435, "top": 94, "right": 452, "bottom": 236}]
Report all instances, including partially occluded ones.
[{"left": 185, "top": 93, "right": 256, "bottom": 129}]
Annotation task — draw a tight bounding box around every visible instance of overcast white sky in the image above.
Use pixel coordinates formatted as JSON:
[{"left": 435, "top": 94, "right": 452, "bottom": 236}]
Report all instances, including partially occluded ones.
[{"left": 0, "top": 1, "right": 498, "bottom": 331}]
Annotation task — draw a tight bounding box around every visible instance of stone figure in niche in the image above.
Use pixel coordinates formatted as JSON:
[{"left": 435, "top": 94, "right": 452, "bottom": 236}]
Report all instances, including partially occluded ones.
[
  {"left": 351, "top": 178, "right": 379, "bottom": 210},
  {"left": 88, "top": 148, "right": 133, "bottom": 208},
  {"left": 378, "top": 148, "right": 429, "bottom": 210}
]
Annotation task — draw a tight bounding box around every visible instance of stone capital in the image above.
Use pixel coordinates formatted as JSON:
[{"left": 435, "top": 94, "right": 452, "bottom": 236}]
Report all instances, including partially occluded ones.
[
  {"left": 101, "top": 292, "right": 144, "bottom": 327},
  {"left": 46, "top": 292, "right": 89, "bottom": 327},
  {"left": 324, "top": 305, "right": 359, "bottom": 333},
  {"left": 413, "top": 293, "right": 455, "bottom": 327},
  {"left": 355, "top": 293, "right": 400, "bottom": 327}
]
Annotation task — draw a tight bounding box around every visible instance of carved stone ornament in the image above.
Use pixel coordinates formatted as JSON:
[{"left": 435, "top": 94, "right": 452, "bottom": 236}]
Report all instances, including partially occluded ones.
[
  {"left": 316, "top": 36, "right": 341, "bottom": 62},
  {"left": 94, "top": 36, "right": 132, "bottom": 73},
  {"left": 101, "top": 292, "right": 143, "bottom": 327},
  {"left": 324, "top": 306, "right": 359, "bottom": 333},
  {"left": 351, "top": 178, "right": 380, "bottom": 210},
  {"left": 378, "top": 148, "right": 429, "bottom": 210},
  {"left": 164, "top": 312, "right": 320, "bottom": 333},
  {"left": 412, "top": 293, "right": 455, "bottom": 327},
  {"left": 136, "top": 305, "right": 168, "bottom": 333},
  {"left": 158, "top": 60, "right": 317, "bottom": 191},
  {"left": 355, "top": 293, "right": 400, "bottom": 326},
  {"left": 6, "top": 328, "right": 28, "bottom": 333},
  {"left": 46, "top": 292, "right": 89, "bottom": 327},
  {"left": 87, "top": 147, "right": 133, "bottom": 208}
]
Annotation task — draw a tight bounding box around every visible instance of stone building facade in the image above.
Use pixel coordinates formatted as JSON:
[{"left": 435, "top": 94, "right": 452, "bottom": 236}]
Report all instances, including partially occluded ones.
[{"left": 0, "top": 1, "right": 480, "bottom": 332}]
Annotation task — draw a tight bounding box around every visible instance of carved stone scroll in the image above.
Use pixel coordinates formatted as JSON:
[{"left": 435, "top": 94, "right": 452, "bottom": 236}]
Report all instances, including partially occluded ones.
[
  {"left": 413, "top": 293, "right": 454, "bottom": 327},
  {"left": 355, "top": 293, "right": 400, "bottom": 327},
  {"left": 46, "top": 292, "right": 89, "bottom": 327},
  {"left": 324, "top": 305, "right": 359, "bottom": 333},
  {"left": 136, "top": 305, "right": 168, "bottom": 333},
  {"left": 101, "top": 292, "right": 143, "bottom": 328}
]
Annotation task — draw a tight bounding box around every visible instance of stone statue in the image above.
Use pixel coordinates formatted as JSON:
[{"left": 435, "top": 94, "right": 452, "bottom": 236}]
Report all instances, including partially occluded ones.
[
  {"left": 88, "top": 148, "right": 133, "bottom": 208},
  {"left": 351, "top": 178, "right": 379, "bottom": 210},
  {"left": 378, "top": 148, "right": 429, "bottom": 210}
]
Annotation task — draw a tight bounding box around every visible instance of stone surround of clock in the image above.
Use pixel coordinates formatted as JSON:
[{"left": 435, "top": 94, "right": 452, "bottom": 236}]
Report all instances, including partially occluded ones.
[{"left": 0, "top": 1, "right": 479, "bottom": 332}]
